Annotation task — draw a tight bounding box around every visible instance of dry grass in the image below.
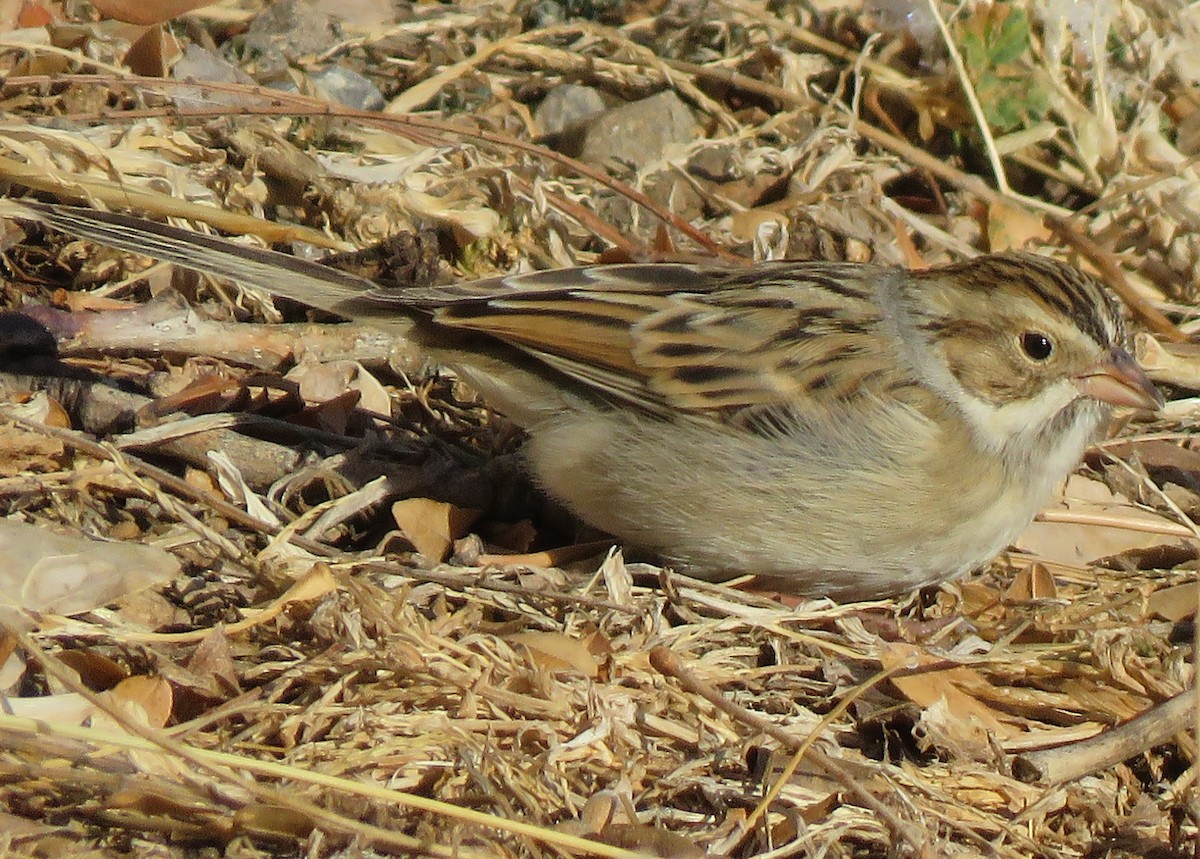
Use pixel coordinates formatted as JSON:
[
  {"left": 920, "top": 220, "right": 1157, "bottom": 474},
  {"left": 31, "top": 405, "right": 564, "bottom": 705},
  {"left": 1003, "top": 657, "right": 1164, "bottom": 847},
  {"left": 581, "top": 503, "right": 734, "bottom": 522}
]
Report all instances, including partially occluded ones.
[{"left": 0, "top": 1, "right": 1196, "bottom": 857}]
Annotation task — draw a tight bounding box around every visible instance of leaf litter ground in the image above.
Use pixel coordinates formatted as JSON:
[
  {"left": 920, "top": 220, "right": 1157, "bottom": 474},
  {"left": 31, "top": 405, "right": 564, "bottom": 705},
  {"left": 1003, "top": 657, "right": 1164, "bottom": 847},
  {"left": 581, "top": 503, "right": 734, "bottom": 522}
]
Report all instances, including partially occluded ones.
[{"left": 0, "top": 1, "right": 1196, "bottom": 857}]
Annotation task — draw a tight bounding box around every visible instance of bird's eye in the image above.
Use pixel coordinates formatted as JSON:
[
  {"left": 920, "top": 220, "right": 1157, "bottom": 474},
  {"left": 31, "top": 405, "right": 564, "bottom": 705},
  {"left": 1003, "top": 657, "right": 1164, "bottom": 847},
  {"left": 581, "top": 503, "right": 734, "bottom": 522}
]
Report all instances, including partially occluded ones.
[{"left": 1020, "top": 332, "right": 1054, "bottom": 361}]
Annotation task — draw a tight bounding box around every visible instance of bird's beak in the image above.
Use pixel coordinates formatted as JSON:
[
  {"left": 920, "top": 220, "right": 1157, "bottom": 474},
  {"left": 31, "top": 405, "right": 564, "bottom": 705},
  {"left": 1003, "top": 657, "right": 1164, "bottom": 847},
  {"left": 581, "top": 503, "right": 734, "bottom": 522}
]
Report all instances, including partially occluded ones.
[{"left": 1073, "top": 345, "right": 1164, "bottom": 411}]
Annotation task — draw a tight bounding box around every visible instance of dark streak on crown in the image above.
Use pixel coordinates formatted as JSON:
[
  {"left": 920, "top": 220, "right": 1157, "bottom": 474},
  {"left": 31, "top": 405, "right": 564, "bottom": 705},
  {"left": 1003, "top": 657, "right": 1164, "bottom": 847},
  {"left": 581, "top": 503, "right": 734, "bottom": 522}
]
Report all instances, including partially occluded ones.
[{"left": 937, "top": 252, "right": 1122, "bottom": 349}]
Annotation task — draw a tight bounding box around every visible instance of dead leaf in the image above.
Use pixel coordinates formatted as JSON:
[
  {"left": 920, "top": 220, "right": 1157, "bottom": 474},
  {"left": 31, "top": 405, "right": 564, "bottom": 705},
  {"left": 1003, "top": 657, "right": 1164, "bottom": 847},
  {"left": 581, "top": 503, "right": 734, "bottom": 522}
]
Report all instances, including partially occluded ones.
[
  {"left": 123, "top": 22, "right": 183, "bottom": 78},
  {"left": 882, "top": 643, "right": 1020, "bottom": 757},
  {"left": 1003, "top": 562, "right": 1058, "bottom": 602},
  {"left": 185, "top": 627, "right": 241, "bottom": 696},
  {"left": 0, "top": 519, "right": 180, "bottom": 615},
  {"left": 57, "top": 649, "right": 129, "bottom": 691},
  {"left": 286, "top": 358, "right": 392, "bottom": 433},
  {"left": 986, "top": 200, "right": 1051, "bottom": 251},
  {"left": 110, "top": 788, "right": 218, "bottom": 820},
  {"left": 89, "top": 0, "right": 220, "bottom": 25},
  {"left": 238, "top": 564, "right": 337, "bottom": 623},
  {"left": 509, "top": 631, "right": 600, "bottom": 678},
  {"left": 17, "top": 2, "right": 54, "bottom": 27},
  {"left": 141, "top": 373, "right": 248, "bottom": 419},
  {"left": 1017, "top": 474, "right": 1186, "bottom": 565},
  {"left": 595, "top": 823, "right": 707, "bottom": 858},
  {"left": 391, "top": 498, "right": 481, "bottom": 562},
  {"left": 232, "top": 805, "right": 315, "bottom": 839},
  {"left": 1146, "top": 582, "right": 1199, "bottom": 622},
  {"left": 105, "top": 675, "right": 173, "bottom": 729}
]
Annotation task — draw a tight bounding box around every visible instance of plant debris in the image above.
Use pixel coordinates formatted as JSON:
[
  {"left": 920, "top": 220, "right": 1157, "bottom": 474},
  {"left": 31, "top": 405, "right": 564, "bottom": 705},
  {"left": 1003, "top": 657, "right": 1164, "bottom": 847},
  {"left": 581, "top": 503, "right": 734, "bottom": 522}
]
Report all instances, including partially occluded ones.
[{"left": 0, "top": 1, "right": 1196, "bottom": 857}]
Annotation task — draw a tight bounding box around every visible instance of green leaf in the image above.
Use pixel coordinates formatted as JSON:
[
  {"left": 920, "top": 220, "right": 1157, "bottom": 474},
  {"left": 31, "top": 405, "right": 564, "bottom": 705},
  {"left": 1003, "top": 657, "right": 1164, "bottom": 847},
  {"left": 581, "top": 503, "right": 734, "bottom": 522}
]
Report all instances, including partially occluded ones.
[
  {"left": 988, "top": 8, "right": 1031, "bottom": 65},
  {"left": 960, "top": 31, "right": 986, "bottom": 68}
]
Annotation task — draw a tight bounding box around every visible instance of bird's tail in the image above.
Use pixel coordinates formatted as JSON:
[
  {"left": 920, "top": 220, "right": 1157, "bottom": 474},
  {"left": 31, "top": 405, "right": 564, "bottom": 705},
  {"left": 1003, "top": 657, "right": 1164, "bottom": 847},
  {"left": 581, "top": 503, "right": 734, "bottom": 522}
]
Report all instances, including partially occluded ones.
[{"left": 13, "top": 201, "right": 410, "bottom": 330}]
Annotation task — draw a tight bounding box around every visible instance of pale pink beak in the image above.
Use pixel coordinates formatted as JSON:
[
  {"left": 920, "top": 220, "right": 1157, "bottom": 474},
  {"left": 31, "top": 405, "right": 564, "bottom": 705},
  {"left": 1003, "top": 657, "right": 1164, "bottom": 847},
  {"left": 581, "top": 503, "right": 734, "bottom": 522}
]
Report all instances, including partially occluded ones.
[{"left": 1073, "top": 346, "right": 1164, "bottom": 410}]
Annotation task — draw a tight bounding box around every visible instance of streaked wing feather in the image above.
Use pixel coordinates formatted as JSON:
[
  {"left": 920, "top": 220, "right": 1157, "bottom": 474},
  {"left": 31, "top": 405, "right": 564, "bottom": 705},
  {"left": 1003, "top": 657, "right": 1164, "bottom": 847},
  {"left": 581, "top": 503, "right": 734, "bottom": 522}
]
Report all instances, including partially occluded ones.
[
  {"left": 529, "top": 349, "right": 676, "bottom": 418},
  {"left": 431, "top": 299, "right": 642, "bottom": 374},
  {"left": 410, "top": 264, "right": 902, "bottom": 416},
  {"left": 395, "top": 263, "right": 713, "bottom": 304},
  {"left": 634, "top": 288, "right": 895, "bottom": 411}
]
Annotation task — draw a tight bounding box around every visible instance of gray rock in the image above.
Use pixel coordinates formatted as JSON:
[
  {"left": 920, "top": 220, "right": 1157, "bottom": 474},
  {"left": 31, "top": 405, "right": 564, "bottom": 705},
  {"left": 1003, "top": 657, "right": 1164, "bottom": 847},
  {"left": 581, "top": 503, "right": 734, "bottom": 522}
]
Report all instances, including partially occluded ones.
[
  {"left": 535, "top": 84, "right": 608, "bottom": 138},
  {"left": 686, "top": 146, "right": 739, "bottom": 182},
  {"left": 311, "top": 65, "right": 386, "bottom": 111},
  {"left": 579, "top": 90, "right": 699, "bottom": 172},
  {"left": 231, "top": 0, "right": 341, "bottom": 85},
  {"left": 170, "top": 44, "right": 257, "bottom": 108},
  {"left": 242, "top": 0, "right": 341, "bottom": 61}
]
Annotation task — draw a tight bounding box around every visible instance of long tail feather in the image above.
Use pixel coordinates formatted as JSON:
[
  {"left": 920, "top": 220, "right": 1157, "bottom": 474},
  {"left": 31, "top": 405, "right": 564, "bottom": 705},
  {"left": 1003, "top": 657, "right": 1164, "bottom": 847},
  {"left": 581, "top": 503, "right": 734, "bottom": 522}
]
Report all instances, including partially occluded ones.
[{"left": 16, "top": 201, "right": 410, "bottom": 328}]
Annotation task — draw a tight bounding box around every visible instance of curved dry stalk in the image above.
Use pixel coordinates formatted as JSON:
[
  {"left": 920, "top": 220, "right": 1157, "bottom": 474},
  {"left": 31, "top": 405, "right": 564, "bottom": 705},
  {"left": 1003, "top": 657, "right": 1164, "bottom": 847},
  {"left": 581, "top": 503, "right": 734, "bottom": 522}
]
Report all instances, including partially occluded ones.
[
  {"left": 919, "top": 0, "right": 1011, "bottom": 197},
  {"left": 1013, "top": 688, "right": 1196, "bottom": 783},
  {"left": 1, "top": 72, "right": 735, "bottom": 260},
  {"left": 1033, "top": 509, "right": 1195, "bottom": 538}
]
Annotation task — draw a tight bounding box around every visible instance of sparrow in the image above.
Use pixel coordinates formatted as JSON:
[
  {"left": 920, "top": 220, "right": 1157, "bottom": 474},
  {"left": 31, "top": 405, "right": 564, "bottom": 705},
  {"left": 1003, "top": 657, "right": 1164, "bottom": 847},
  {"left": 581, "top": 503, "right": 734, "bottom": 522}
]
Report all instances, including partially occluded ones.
[{"left": 14, "top": 202, "right": 1164, "bottom": 597}]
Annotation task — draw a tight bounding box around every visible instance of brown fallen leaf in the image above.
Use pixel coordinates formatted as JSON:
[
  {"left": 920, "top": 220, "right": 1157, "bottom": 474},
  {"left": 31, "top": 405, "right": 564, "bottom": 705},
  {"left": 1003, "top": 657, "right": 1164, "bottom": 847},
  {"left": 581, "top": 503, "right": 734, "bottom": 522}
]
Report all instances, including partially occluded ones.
[
  {"left": 391, "top": 498, "right": 481, "bottom": 563},
  {"left": 509, "top": 631, "right": 600, "bottom": 678},
  {"left": 595, "top": 823, "right": 708, "bottom": 859},
  {"left": 882, "top": 643, "right": 1020, "bottom": 759},
  {"left": 1017, "top": 474, "right": 1187, "bottom": 566},
  {"left": 57, "top": 648, "right": 129, "bottom": 691},
  {"left": 104, "top": 675, "right": 173, "bottom": 729},
  {"left": 1146, "top": 582, "right": 1199, "bottom": 622},
  {"left": 1003, "top": 562, "right": 1058, "bottom": 603},
  {"left": 124, "top": 22, "right": 183, "bottom": 78},
  {"left": 986, "top": 200, "right": 1051, "bottom": 252},
  {"left": 232, "top": 805, "right": 316, "bottom": 840},
  {"left": 89, "top": 0, "right": 220, "bottom": 25}
]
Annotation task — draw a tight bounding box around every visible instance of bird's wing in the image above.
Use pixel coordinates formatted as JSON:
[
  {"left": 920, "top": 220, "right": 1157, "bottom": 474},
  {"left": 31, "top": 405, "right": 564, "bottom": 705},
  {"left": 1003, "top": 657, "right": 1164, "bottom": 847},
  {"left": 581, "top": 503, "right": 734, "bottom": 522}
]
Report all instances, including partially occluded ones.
[{"left": 399, "top": 263, "right": 906, "bottom": 416}]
